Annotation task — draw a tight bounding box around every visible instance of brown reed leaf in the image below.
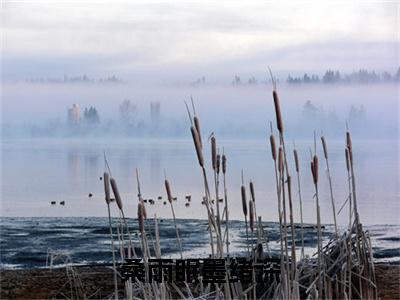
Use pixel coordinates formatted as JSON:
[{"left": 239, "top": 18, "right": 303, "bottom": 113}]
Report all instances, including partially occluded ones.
[
  {"left": 194, "top": 116, "right": 202, "bottom": 149},
  {"left": 250, "top": 181, "right": 255, "bottom": 202},
  {"left": 137, "top": 202, "right": 144, "bottom": 233},
  {"left": 241, "top": 185, "right": 247, "bottom": 217},
  {"left": 191, "top": 126, "right": 204, "bottom": 167},
  {"left": 278, "top": 146, "right": 284, "bottom": 173},
  {"left": 110, "top": 177, "right": 123, "bottom": 210},
  {"left": 211, "top": 136, "right": 217, "bottom": 170},
  {"left": 165, "top": 179, "right": 173, "bottom": 203},
  {"left": 321, "top": 136, "right": 328, "bottom": 159},
  {"left": 293, "top": 149, "right": 299, "bottom": 173},
  {"left": 249, "top": 200, "right": 254, "bottom": 232},
  {"left": 313, "top": 155, "right": 319, "bottom": 184},
  {"left": 103, "top": 172, "right": 111, "bottom": 204},
  {"left": 222, "top": 154, "right": 227, "bottom": 174},
  {"left": 273, "top": 90, "right": 284, "bottom": 133},
  {"left": 345, "top": 148, "right": 350, "bottom": 171},
  {"left": 270, "top": 135, "right": 277, "bottom": 161}
]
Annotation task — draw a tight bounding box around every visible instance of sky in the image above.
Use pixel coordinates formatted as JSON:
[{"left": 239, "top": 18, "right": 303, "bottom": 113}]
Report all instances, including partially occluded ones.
[{"left": 1, "top": 0, "right": 399, "bottom": 83}]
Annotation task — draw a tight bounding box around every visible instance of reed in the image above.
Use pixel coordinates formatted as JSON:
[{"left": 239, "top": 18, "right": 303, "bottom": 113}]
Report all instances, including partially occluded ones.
[
  {"left": 110, "top": 177, "right": 136, "bottom": 259},
  {"left": 211, "top": 135, "right": 222, "bottom": 242},
  {"left": 311, "top": 154, "right": 323, "bottom": 297},
  {"left": 241, "top": 175, "right": 249, "bottom": 255},
  {"left": 97, "top": 85, "right": 378, "bottom": 300},
  {"left": 221, "top": 152, "right": 230, "bottom": 255},
  {"left": 187, "top": 101, "right": 223, "bottom": 258},
  {"left": 321, "top": 135, "right": 338, "bottom": 237},
  {"left": 273, "top": 90, "right": 284, "bottom": 134},
  {"left": 165, "top": 178, "right": 183, "bottom": 259},
  {"left": 104, "top": 172, "right": 118, "bottom": 300},
  {"left": 293, "top": 147, "right": 305, "bottom": 259}
]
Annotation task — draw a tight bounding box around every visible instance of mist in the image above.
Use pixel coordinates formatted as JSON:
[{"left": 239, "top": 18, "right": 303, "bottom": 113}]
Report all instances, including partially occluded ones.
[{"left": 2, "top": 81, "right": 398, "bottom": 140}]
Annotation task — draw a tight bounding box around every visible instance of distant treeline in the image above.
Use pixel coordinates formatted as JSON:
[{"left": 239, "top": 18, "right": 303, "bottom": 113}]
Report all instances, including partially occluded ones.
[
  {"left": 24, "top": 74, "right": 123, "bottom": 84},
  {"left": 228, "top": 68, "right": 400, "bottom": 86},
  {"left": 286, "top": 68, "right": 400, "bottom": 85}
]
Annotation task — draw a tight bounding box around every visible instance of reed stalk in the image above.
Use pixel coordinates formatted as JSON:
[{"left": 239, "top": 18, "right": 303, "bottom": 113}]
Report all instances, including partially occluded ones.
[
  {"left": 311, "top": 155, "right": 323, "bottom": 298},
  {"left": 241, "top": 175, "right": 250, "bottom": 256},
  {"left": 321, "top": 135, "right": 338, "bottom": 237},
  {"left": 103, "top": 172, "right": 119, "bottom": 300},
  {"left": 110, "top": 177, "right": 136, "bottom": 259},
  {"left": 293, "top": 147, "right": 305, "bottom": 259},
  {"left": 222, "top": 152, "right": 230, "bottom": 255},
  {"left": 165, "top": 178, "right": 183, "bottom": 259},
  {"left": 211, "top": 135, "right": 222, "bottom": 242}
]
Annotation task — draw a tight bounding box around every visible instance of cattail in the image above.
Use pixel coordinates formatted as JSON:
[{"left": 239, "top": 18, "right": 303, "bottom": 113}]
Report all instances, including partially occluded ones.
[
  {"left": 211, "top": 136, "right": 217, "bottom": 170},
  {"left": 137, "top": 202, "right": 144, "bottom": 233},
  {"left": 270, "top": 135, "right": 277, "bottom": 161},
  {"left": 345, "top": 148, "right": 350, "bottom": 171},
  {"left": 311, "top": 161, "right": 315, "bottom": 182},
  {"left": 110, "top": 177, "right": 123, "bottom": 210},
  {"left": 216, "top": 154, "right": 221, "bottom": 174},
  {"left": 194, "top": 116, "right": 202, "bottom": 149},
  {"left": 191, "top": 126, "right": 204, "bottom": 167},
  {"left": 321, "top": 136, "right": 328, "bottom": 159},
  {"left": 222, "top": 154, "right": 227, "bottom": 174},
  {"left": 139, "top": 196, "right": 147, "bottom": 219},
  {"left": 103, "top": 172, "right": 111, "bottom": 204},
  {"left": 312, "top": 155, "right": 319, "bottom": 184},
  {"left": 249, "top": 200, "right": 254, "bottom": 232},
  {"left": 273, "top": 90, "right": 284, "bottom": 133},
  {"left": 165, "top": 179, "right": 173, "bottom": 203},
  {"left": 241, "top": 185, "right": 247, "bottom": 217},
  {"left": 348, "top": 146, "right": 353, "bottom": 165},
  {"left": 249, "top": 181, "right": 255, "bottom": 202},
  {"left": 293, "top": 149, "right": 299, "bottom": 173},
  {"left": 346, "top": 131, "right": 352, "bottom": 152},
  {"left": 278, "top": 147, "right": 284, "bottom": 173},
  {"left": 287, "top": 175, "right": 292, "bottom": 196}
]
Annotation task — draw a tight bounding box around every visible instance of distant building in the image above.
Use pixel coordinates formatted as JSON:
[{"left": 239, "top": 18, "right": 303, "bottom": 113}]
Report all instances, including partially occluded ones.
[
  {"left": 150, "top": 102, "right": 160, "bottom": 123},
  {"left": 68, "top": 104, "right": 80, "bottom": 125}
]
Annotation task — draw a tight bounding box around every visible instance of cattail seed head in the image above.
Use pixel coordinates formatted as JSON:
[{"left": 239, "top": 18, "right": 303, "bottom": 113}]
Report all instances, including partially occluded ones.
[
  {"left": 103, "top": 172, "right": 111, "bottom": 204},
  {"left": 348, "top": 146, "right": 353, "bottom": 165},
  {"left": 346, "top": 131, "right": 352, "bottom": 152},
  {"left": 287, "top": 175, "right": 292, "bottom": 196},
  {"left": 311, "top": 161, "right": 315, "bottom": 182},
  {"left": 312, "top": 155, "right": 319, "bottom": 184},
  {"left": 249, "top": 200, "right": 254, "bottom": 232},
  {"left": 165, "top": 179, "right": 173, "bottom": 203},
  {"left": 278, "top": 147, "right": 284, "bottom": 173},
  {"left": 241, "top": 185, "right": 247, "bottom": 217},
  {"left": 191, "top": 126, "right": 204, "bottom": 167},
  {"left": 216, "top": 154, "right": 221, "bottom": 174},
  {"left": 293, "top": 149, "right": 299, "bottom": 173},
  {"left": 321, "top": 136, "right": 328, "bottom": 159},
  {"left": 345, "top": 148, "right": 350, "bottom": 171},
  {"left": 222, "top": 154, "right": 227, "bottom": 174},
  {"left": 249, "top": 181, "right": 255, "bottom": 202},
  {"left": 273, "top": 90, "right": 284, "bottom": 133},
  {"left": 110, "top": 177, "right": 123, "bottom": 210},
  {"left": 270, "top": 135, "right": 277, "bottom": 161},
  {"left": 194, "top": 116, "right": 202, "bottom": 149},
  {"left": 139, "top": 196, "right": 147, "bottom": 219},
  {"left": 137, "top": 202, "right": 144, "bottom": 233},
  {"left": 211, "top": 136, "right": 217, "bottom": 170}
]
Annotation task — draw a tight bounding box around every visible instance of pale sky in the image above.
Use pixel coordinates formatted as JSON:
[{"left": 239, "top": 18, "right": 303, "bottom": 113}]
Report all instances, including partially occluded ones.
[{"left": 2, "top": 0, "right": 399, "bottom": 82}]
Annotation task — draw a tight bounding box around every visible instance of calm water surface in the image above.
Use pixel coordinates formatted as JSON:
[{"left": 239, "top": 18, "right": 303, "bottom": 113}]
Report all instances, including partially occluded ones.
[{"left": 1, "top": 138, "right": 399, "bottom": 225}]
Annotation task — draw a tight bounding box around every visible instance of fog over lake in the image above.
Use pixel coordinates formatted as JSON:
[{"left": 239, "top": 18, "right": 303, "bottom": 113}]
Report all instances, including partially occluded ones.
[{"left": 1, "top": 82, "right": 399, "bottom": 224}]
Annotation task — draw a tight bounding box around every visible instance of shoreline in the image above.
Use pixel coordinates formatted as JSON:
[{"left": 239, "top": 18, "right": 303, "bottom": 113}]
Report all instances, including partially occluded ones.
[{"left": 1, "top": 263, "right": 399, "bottom": 299}]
